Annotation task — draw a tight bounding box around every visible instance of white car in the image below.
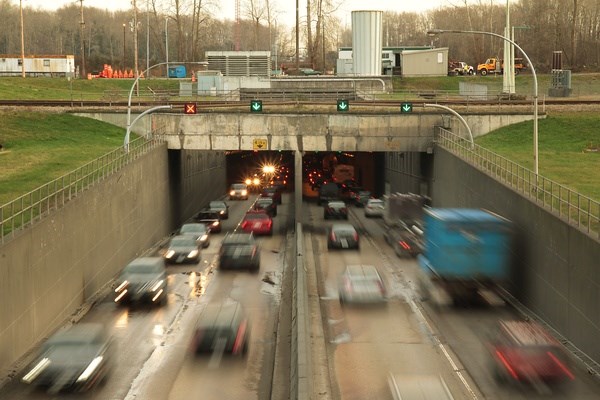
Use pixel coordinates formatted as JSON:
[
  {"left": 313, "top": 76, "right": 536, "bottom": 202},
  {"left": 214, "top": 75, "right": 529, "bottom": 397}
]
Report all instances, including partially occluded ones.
[
  {"left": 338, "top": 264, "right": 387, "bottom": 305},
  {"left": 364, "top": 198, "right": 384, "bottom": 218}
]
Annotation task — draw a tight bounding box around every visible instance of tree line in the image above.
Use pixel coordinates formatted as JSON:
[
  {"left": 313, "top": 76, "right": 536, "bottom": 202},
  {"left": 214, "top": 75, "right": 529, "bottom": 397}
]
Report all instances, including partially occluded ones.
[{"left": 0, "top": 0, "right": 597, "bottom": 77}]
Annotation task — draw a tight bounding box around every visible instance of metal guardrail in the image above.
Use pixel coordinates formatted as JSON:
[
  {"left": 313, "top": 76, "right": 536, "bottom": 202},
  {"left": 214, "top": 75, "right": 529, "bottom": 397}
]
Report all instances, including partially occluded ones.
[
  {"left": 436, "top": 127, "right": 600, "bottom": 238},
  {"left": 0, "top": 137, "right": 164, "bottom": 244}
]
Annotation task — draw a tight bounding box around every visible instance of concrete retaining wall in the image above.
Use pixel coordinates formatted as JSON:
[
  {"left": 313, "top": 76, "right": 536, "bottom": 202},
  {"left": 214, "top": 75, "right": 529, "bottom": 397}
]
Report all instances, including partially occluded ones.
[
  {"left": 428, "top": 148, "right": 600, "bottom": 364},
  {"left": 0, "top": 146, "right": 226, "bottom": 374}
]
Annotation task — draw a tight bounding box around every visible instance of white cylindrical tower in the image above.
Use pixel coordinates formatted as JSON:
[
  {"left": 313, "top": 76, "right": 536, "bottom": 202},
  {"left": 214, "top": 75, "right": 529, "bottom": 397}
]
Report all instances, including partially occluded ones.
[{"left": 352, "top": 10, "right": 383, "bottom": 76}]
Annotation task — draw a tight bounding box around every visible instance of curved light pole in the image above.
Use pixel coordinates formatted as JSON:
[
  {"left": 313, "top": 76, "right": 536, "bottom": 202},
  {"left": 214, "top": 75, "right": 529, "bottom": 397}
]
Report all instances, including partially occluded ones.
[
  {"left": 424, "top": 104, "right": 474, "bottom": 149},
  {"left": 427, "top": 29, "right": 538, "bottom": 176},
  {"left": 124, "top": 61, "right": 206, "bottom": 152}
]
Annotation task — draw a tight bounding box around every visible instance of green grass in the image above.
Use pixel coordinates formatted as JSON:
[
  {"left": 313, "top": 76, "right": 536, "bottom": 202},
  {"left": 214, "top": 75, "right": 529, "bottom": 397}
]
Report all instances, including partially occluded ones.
[
  {"left": 476, "top": 112, "right": 600, "bottom": 200},
  {"left": 0, "top": 111, "right": 127, "bottom": 205}
]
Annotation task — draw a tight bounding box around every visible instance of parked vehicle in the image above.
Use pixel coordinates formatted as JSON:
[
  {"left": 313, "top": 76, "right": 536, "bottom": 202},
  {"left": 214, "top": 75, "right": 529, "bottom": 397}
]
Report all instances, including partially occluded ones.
[
  {"left": 253, "top": 197, "right": 277, "bottom": 217},
  {"left": 489, "top": 320, "right": 574, "bottom": 386},
  {"left": 21, "top": 323, "right": 114, "bottom": 393},
  {"left": 338, "top": 265, "right": 387, "bottom": 305},
  {"left": 417, "top": 208, "right": 512, "bottom": 305},
  {"left": 229, "top": 183, "right": 249, "bottom": 200},
  {"left": 327, "top": 223, "right": 360, "bottom": 250},
  {"left": 179, "top": 223, "right": 210, "bottom": 248},
  {"left": 448, "top": 60, "right": 474, "bottom": 76},
  {"left": 364, "top": 198, "right": 385, "bottom": 218},
  {"left": 114, "top": 257, "right": 168, "bottom": 306},
  {"left": 163, "top": 235, "right": 200, "bottom": 264},
  {"left": 477, "top": 57, "right": 526, "bottom": 76},
  {"left": 218, "top": 233, "right": 260, "bottom": 272},
  {"left": 191, "top": 301, "right": 249, "bottom": 356},
  {"left": 324, "top": 200, "right": 348, "bottom": 220}
]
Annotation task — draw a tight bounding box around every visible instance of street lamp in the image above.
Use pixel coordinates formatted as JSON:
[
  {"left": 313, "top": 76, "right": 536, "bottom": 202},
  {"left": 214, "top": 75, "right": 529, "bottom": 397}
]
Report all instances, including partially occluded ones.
[
  {"left": 424, "top": 104, "right": 474, "bottom": 149},
  {"left": 124, "top": 61, "right": 208, "bottom": 152},
  {"left": 427, "top": 29, "right": 539, "bottom": 176}
]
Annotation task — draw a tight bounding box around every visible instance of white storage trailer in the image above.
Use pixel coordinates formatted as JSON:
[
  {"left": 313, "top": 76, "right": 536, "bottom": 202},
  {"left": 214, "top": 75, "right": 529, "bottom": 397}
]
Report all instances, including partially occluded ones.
[{"left": 0, "top": 55, "right": 75, "bottom": 77}]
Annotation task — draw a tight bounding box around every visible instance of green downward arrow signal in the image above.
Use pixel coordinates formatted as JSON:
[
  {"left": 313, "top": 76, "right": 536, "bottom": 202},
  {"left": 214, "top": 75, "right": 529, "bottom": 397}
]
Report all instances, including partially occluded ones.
[
  {"left": 337, "top": 100, "right": 349, "bottom": 112},
  {"left": 251, "top": 100, "right": 263, "bottom": 112},
  {"left": 401, "top": 103, "right": 413, "bottom": 113}
]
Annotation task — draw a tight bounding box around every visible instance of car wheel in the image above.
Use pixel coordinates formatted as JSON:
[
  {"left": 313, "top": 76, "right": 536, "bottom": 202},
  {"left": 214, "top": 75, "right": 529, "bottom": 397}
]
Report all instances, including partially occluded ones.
[{"left": 324, "top": 213, "right": 328, "bottom": 219}]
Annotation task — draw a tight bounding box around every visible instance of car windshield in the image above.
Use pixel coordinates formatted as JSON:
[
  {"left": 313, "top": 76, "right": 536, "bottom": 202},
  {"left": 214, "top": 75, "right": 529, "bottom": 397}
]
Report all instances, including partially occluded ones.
[
  {"left": 123, "top": 263, "right": 161, "bottom": 274},
  {"left": 232, "top": 184, "right": 246, "bottom": 190},
  {"left": 257, "top": 199, "right": 273, "bottom": 206},
  {"left": 209, "top": 201, "right": 225, "bottom": 209},
  {"left": 368, "top": 200, "right": 384, "bottom": 206},
  {"left": 328, "top": 201, "right": 345, "bottom": 208},
  {"left": 170, "top": 236, "right": 197, "bottom": 247},
  {"left": 181, "top": 224, "right": 207, "bottom": 234}
]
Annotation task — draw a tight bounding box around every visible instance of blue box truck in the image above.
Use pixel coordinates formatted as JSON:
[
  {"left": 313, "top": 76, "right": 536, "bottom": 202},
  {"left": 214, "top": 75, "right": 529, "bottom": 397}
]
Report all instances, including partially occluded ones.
[{"left": 417, "top": 208, "right": 512, "bottom": 306}]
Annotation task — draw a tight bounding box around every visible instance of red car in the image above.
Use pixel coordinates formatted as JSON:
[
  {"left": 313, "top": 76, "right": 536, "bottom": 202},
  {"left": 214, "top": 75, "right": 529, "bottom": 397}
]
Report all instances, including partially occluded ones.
[
  {"left": 490, "top": 320, "right": 575, "bottom": 386},
  {"left": 240, "top": 211, "right": 273, "bottom": 236}
]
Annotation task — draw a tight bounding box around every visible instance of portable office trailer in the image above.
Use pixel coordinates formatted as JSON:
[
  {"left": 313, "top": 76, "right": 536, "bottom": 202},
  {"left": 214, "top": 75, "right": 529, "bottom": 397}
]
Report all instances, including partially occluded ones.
[{"left": 0, "top": 55, "right": 75, "bottom": 77}]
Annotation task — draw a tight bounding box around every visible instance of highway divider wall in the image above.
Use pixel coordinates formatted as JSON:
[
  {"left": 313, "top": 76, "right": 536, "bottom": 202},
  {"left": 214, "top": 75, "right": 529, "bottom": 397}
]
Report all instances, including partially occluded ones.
[{"left": 0, "top": 146, "right": 226, "bottom": 376}]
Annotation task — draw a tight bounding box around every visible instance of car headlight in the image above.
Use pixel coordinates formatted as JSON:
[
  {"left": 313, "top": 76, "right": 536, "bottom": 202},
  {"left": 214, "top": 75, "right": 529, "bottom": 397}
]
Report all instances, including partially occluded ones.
[
  {"left": 219, "top": 210, "right": 225, "bottom": 215},
  {"left": 114, "top": 280, "right": 128, "bottom": 292},
  {"left": 200, "top": 234, "right": 208, "bottom": 241},
  {"left": 230, "top": 190, "right": 235, "bottom": 196},
  {"left": 165, "top": 250, "right": 175, "bottom": 258},
  {"left": 242, "top": 190, "right": 248, "bottom": 196},
  {"left": 253, "top": 178, "right": 260, "bottom": 185},
  {"left": 187, "top": 249, "right": 199, "bottom": 258},
  {"left": 151, "top": 280, "right": 164, "bottom": 292},
  {"left": 76, "top": 356, "right": 103, "bottom": 383},
  {"left": 245, "top": 178, "right": 252, "bottom": 185},
  {"left": 22, "top": 357, "right": 51, "bottom": 383}
]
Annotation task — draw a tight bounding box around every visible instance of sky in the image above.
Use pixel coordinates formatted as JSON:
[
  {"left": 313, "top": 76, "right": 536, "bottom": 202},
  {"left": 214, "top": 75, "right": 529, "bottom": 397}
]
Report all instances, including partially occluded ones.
[{"left": 19, "top": 0, "right": 484, "bottom": 27}]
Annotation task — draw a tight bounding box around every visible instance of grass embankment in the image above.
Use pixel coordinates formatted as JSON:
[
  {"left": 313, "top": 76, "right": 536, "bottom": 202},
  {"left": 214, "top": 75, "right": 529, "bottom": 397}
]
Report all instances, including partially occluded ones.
[{"left": 0, "top": 112, "right": 125, "bottom": 205}]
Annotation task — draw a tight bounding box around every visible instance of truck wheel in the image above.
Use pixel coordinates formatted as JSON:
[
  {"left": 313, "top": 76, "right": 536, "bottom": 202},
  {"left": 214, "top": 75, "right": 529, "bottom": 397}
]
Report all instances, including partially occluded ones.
[
  {"left": 480, "top": 69, "right": 488, "bottom": 76},
  {"left": 514, "top": 68, "right": 520, "bottom": 76}
]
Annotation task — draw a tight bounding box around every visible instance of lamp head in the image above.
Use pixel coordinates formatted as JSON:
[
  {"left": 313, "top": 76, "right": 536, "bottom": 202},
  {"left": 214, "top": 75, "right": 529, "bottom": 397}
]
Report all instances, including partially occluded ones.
[{"left": 427, "top": 29, "right": 444, "bottom": 37}]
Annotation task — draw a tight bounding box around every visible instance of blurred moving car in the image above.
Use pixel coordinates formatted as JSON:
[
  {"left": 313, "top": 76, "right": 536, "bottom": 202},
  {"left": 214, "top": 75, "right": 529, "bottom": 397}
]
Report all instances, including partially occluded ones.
[
  {"left": 179, "top": 223, "right": 210, "bottom": 248},
  {"left": 208, "top": 200, "right": 229, "bottom": 219},
  {"left": 338, "top": 264, "right": 387, "bottom": 305},
  {"left": 261, "top": 185, "right": 282, "bottom": 204},
  {"left": 192, "top": 301, "right": 249, "bottom": 356},
  {"left": 324, "top": 200, "right": 348, "bottom": 220},
  {"left": 114, "top": 257, "right": 167, "bottom": 306},
  {"left": 194, "top": 210, "right": 222, "bottom": 233},
  {"left": 352, "top": 190, "right": 372, "bottom": 207},
  {"left": 163, "top": 235, "right": 200, "bottom": 264},
  {"left": 388, "top": 373, "right": 455, "bottom": 400},
  {"left": 253, "top": 197, "right": 277, "bottom": 217},
  {"left": 241, "top": 211, "right": 273, "bottom": 236},
  {"left": 364, "top": 198, "right": 385, "bottom": 218},
  {"left": 21, "top": 323, "right": 114, "bottom": 393},
  {"left": 218, "top": 232, "right": 260, "bottom": 272},
  {"left": 384, "top": 224, "right": 424, "bottom": 258},
  {"left": 327, "top": 223, "right": 360, "bottom": 250},
  {"left": 229, "top": 183, "right": 249, "bottom": 200},
  {"left": 490, "top": 320, "right": 575, "bottom": 386}
]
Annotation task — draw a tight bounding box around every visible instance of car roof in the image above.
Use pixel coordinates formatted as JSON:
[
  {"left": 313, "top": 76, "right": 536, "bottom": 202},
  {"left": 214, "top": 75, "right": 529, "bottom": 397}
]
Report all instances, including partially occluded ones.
[
  {"left": 498, "top": 320, "right": 560, "bottom": 347},
  {"left": 125, "top": 257, "right": 165, "bottom": 271},
  {"left": 367, "top": 198, "right": 383, "bottom": 203},
  {"left": 222, "top": 232, "right": 255, "bottom": 244},
  {"left": 197, "top": 302, "right": 245, "bottom": 328},
  {"left": 327, "top": 200, "right": 346, "bottom": 206},
  {"left": 344, "top": 264, "right": 381, "bottom": 279},
  {"left": 181, "top": 223, "right": 208, "bottom": 231},
  {"left": 47, "top": 323, "right": 108, "bottom": 346},
  {"left": 331, "top": 223, "right": 356, "bottom": 232},
  {"left": 170, "top": 235, "right": 198, "bottom": 246}
]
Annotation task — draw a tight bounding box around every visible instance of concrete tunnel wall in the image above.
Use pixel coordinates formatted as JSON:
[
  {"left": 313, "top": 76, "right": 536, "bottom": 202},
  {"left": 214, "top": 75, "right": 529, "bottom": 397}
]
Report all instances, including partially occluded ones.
[{"left": 0, "top": 146, "right": 226, "bottom": 375}]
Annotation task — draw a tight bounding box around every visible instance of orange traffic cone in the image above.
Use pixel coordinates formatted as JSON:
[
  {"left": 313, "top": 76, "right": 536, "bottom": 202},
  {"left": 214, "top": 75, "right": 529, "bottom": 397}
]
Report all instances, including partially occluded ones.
[{"left": 191, "top": 72, "right": 196, "bottom": 82}]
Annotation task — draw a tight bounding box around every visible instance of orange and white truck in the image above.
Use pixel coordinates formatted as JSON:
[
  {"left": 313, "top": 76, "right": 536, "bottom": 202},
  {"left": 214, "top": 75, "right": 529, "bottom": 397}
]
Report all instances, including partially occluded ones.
[{"left": 477, "top": 57, "right": 527, "bottom": 76}]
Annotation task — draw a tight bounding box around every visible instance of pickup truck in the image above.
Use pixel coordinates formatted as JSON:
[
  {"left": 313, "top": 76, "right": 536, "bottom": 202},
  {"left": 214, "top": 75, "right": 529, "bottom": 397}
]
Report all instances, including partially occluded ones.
[{"left": 477, "top": 57, "right": 526, "bottom": 76}]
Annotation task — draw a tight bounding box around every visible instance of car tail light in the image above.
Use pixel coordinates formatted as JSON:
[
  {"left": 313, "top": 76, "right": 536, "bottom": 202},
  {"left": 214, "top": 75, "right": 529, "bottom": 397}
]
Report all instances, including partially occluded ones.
[
  {"left": 232, "top": 320, "right": 248, "bottom": 355},
  {"left": 330, "top": 231, "right": 336, "bottom": 241},
  {"left": 495, "top": 350, "right": 520, "bottom": 380},
  {"left": 241, "top": 221, "right": 248, "bottom": 229},
  {"left": 353, "top": 232, "right": 359, "bottom": 241},
  {"left": 547, "top": 351, "right": 575, "bottom": 380},
  {"left": 377, "top": 280, "right": 386, "bottom": 295},
  {"left": 399, "top": 241, "right": 411, "bottom": 250}
]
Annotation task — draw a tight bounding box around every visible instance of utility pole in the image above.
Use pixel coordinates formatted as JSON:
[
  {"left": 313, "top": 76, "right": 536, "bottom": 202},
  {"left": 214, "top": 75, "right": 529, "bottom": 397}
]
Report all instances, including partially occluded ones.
[
  {"left": 19, "top": 0, "right": 25, "bottom": 78},
  {"left": 146, "top": 0, "right": 149, "bottom": 74},
  {"left": 133, "top": 0, "right": 139, "bottom": 79},
  {"left": 123, "top": 23, "right": 126, "bottom": 70},
  {"left": 79, "top": 0, "right": 86, "bottom": 78},
  {"left": 295, "top": 0, "right": 299, "bottom": 70}
]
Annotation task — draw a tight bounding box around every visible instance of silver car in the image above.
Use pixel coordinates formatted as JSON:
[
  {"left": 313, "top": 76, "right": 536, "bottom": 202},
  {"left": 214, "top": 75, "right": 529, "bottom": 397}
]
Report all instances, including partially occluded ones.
[
  {"left": 338, "top": 264, "right": 387, "bottom": 305},
  {"left": 364, "top": 198, "right": 384, "bottom": 218},
  {"left": 179, "top": 223, "right": 210, "bottom": 248}
]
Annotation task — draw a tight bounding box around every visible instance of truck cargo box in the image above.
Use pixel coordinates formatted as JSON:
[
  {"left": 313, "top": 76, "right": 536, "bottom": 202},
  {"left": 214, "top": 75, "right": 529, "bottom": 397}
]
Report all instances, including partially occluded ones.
[{"left": 419, "top": 208, "right": 511, "bottom": 281}]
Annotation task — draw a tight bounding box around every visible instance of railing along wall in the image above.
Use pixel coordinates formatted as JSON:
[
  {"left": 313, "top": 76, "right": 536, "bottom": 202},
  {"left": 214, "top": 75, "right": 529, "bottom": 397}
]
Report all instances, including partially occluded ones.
[
  {"left": 436, "top": 128, "right": 600, "bottom": 238},
  {"left": 0, "top": 137, "right": 164, "bottom": 244}
]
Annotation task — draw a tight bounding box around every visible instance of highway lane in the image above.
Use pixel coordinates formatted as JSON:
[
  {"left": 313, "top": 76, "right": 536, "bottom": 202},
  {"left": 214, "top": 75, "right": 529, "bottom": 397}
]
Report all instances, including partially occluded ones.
[
  {"left": 0, "top": 193, "right": 294, "bottom": 400},
  {"left": 308, "top": 200, "right": 600, "bottom": 400}
]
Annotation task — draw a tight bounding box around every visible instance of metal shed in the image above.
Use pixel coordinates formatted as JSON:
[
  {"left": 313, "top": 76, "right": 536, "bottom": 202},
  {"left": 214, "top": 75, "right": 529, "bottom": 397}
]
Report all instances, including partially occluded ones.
[{"left": 401, "top": 48, "right": 449, "bottom": 77}]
